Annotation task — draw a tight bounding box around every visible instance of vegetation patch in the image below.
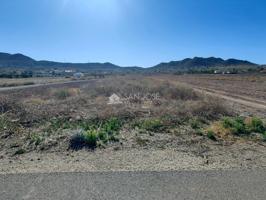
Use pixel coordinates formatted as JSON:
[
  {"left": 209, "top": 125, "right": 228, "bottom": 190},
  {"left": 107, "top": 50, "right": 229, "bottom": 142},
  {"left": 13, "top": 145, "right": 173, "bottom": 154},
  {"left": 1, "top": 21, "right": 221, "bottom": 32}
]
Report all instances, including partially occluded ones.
[
  {"left": 206, "top": 116, "right": 266, "bottom": 141},
  {"left": 0, "top": 82, "right": 34, "bottom": 88},
  {"left": 52, "top": 88, "right": 80, "bottom": 100},
  {"left": 134, "top": 118, "right": 165, "bottom": 132},
  {"left": 69, "top": 118, "right": 122, "bottom": 150}
]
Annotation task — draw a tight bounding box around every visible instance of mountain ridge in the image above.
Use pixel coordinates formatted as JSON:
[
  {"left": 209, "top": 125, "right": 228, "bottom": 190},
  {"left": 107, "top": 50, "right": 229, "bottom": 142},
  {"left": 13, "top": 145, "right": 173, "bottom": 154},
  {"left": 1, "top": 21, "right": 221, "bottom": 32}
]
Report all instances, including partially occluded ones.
[{"left": 0, "top": 52, "right": 262, "bottom": 73}]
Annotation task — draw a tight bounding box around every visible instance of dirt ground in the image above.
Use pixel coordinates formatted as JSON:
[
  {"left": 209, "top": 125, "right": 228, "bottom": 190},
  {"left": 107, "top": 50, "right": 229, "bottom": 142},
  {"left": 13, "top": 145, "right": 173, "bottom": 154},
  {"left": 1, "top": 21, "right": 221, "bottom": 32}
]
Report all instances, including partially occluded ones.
[
  {"left": 152, "top": 74, "right": 266, "bottom": 117},
  {"left": 0, "top": 75, "right": 266, "bottom": 174},
  {"left": 166, "top": 74, "right": 266, "bottom": 102}
]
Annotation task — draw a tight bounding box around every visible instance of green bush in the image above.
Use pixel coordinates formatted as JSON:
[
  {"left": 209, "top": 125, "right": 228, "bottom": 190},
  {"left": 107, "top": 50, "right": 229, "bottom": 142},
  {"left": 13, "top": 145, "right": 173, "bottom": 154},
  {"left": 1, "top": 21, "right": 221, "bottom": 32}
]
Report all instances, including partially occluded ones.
[
  {"left": 246, "top": 117, "right": 265, "bottom": 133},
  {"left": 98, "top": 130, "right": 108, "bottom": 143},
  {"left": 138, "top": 119, "right": 164, "bottom": 132},
  {"left": 222, "top": 116, "right": 265, "bottom": 136},
  {"left": 102, "top": 118, "right": 121, "bottom": 135},
  {"left": 84, "top": 130, "right": 98, "bottom": 149},
  {"left": 29, "top": 133, "right": 43, "bottom": 146},
  {"left": 222, "top": 117, "right": 247, "bottom": 135},
  {"left": 67, "top": 118, "right": 123, "bottom": 150}
]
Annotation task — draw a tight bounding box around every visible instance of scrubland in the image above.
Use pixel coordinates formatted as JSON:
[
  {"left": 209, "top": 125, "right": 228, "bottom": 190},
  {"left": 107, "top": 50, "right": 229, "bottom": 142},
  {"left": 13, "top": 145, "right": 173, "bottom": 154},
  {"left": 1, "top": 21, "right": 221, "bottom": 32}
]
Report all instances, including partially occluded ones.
[{"left": 0, "top": 75, "right": 266, "bottom": 173}]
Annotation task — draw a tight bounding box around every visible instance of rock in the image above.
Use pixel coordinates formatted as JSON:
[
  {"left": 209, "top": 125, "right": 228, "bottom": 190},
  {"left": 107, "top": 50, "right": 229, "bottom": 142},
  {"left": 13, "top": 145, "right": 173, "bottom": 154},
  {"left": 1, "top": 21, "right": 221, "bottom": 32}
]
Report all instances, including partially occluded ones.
[{"left": 75, "top": 116, "right": 81, "bottom": 121}]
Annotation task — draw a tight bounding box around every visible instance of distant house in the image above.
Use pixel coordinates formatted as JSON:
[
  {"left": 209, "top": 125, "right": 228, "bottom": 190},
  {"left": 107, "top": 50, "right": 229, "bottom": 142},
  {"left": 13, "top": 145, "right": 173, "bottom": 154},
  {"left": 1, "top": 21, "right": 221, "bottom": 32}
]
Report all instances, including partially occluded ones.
[
  {"left": 65, "top": 70, "right": 73, "bottom": 73},
  {"left": 73, "top": 72, "right": 84, "bottom": 79}
]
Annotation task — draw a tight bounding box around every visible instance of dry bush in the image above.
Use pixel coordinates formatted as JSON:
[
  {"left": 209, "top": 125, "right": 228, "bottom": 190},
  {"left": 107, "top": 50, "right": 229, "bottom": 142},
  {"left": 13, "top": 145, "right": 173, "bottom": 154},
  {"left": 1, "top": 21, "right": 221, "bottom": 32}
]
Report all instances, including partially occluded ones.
[
  {"left": 191, "top": 96, "right": 233, "bottom": 120},
  {"left": 51, "top": 88, "right": 80, "bottom": 100}
]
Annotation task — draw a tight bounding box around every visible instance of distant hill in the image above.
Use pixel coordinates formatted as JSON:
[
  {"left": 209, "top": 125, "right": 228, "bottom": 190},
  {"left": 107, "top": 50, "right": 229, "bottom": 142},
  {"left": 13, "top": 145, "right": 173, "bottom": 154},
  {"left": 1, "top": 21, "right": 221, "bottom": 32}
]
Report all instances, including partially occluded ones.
[
  {"left": 0, "top": 53, "right": 35, "bottom": 67},
  {"left": 150, "top": 57, "right": 258, "bottom": 72},
  {"left": 0, "top": 52, "right": 142, "bottom": 72},
  {"left": 0, "top": 52, "right": 263, "bottom": 74}
]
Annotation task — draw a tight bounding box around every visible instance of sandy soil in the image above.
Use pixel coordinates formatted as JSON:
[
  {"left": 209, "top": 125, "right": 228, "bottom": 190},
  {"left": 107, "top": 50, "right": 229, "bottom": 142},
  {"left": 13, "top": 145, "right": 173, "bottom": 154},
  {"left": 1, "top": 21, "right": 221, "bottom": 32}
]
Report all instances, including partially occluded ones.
[{"left": 1, "top": 141, "right": 266, "bottom": 174}]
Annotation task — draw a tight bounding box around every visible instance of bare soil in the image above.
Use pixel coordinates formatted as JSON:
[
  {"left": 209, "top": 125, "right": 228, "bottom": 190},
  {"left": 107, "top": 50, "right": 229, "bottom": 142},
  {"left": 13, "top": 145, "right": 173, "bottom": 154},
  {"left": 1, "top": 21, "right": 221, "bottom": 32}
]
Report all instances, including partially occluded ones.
[{"left": 0, "top": 75, "right": 266, "bottom": 174}]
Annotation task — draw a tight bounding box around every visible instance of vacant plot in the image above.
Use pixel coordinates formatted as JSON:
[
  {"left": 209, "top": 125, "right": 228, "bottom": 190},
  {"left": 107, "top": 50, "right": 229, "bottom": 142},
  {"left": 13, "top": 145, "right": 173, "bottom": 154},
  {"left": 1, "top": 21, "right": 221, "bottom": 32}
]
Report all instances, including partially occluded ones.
[
  {"left": 0, "top": 77, "right": 72, "bottom": 88},
  {"left": 0, "top": 75, "right": 266, "bottom": 173},
  {"left": 169, "top": 74, "right": 266, "bottom": 102}
]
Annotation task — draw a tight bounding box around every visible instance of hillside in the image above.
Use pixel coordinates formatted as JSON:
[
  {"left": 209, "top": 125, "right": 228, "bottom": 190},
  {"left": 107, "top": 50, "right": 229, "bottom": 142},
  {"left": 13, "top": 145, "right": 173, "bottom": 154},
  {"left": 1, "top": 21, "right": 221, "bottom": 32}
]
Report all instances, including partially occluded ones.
[
  {"left": 0, "top": 52, "right": 142, "bottom": 72},
  {"left": 0, "top": 53, "right": 262, "bottom": 74},
  {"left": 150, "top": 57, "right": 258, "bottom": 72}
]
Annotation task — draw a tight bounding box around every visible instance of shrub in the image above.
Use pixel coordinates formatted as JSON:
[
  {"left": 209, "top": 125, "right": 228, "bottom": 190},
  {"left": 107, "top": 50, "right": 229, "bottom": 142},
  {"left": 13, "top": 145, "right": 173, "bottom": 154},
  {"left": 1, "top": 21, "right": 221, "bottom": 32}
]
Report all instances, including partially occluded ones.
[
  {"left": 246, "top": 117, "right": 265, "bottom": 133},
  {"left": 192, "top": 97, "right": 232, "bottom": 120},
  {"left": 102, "top": 118, "right": 121, "bottom": 134},
  {"left": 29, "top": 133, "right": 43, "bottom": 146},
  {"left": 53, "top": 89, "right": 72, "bottom": 100},
  {"left": 69, "top": 134, "right": 86, "bottom": 150},
  {"left": 190, "top": 118, "right": 202, "bottom": 130},
  {"left": 222, "top": 117, "right": 265, "bottom": 136},
  {"left": 222, "top": 117, "right": 247, "bottom": 135},
  {"left": 98, "top": 130, "right": 108, "bottom": 143},
  {"left": 138, "top": 119, "right": 164, "bottom": 132},
  {"left": 84, "top": 130, "right": 98, "bottom": 149}
]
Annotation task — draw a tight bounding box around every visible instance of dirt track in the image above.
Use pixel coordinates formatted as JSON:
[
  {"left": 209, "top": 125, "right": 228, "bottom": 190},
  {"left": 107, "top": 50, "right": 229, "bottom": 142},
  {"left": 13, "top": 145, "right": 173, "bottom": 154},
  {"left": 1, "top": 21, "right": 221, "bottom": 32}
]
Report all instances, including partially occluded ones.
[
  {"left": 192, "top": 87, "right": 266, "bottom": 110},
  {"left": 151, "top": 75, "right": 266, "bottom": 117}
]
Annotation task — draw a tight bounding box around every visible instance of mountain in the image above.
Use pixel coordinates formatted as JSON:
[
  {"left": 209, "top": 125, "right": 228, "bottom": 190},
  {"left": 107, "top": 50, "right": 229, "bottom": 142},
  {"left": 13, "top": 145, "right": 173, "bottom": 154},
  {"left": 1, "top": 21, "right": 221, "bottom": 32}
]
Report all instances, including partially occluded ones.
[
  {"left": 0, "top": 53, "right": 262, "bottom": 74},
  {"left": 150, "top": 57, "right": 258, "bottom": 72},
  {"left": 0, "top": 52, "right": 141, "bottom": 72},
  {"left": 0, "top": 53, "right": 35, "bottom": 67}
]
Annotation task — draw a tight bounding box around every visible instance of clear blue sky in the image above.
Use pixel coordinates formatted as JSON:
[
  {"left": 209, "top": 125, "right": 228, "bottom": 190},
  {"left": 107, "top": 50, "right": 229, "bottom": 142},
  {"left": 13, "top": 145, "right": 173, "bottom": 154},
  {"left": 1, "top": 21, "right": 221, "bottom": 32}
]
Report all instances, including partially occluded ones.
[{"left": 0, "top": 0, "right": 265, "bottom": 67}]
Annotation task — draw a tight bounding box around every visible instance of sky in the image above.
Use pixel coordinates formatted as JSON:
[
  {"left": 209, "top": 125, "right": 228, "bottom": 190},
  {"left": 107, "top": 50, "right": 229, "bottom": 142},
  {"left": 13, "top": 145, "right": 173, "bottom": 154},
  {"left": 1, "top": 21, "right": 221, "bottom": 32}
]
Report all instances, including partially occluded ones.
[{"left": 0, "top": 0, "right": 265, "bottom": 67}]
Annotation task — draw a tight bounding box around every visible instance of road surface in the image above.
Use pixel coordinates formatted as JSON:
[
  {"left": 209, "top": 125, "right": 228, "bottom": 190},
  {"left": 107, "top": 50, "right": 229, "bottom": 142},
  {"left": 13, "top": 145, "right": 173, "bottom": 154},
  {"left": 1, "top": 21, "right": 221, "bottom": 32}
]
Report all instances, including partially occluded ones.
[{"left": 1, "top": 170, "right": 266, "bottom": 200}]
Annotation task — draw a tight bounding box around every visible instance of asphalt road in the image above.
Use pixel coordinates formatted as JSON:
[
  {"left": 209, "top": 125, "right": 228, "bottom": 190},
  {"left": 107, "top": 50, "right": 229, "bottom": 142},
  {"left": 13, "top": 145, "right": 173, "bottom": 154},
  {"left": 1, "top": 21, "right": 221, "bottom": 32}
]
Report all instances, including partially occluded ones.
[{"left": 1, "top": 170, "right": 266, "bottom": 200}]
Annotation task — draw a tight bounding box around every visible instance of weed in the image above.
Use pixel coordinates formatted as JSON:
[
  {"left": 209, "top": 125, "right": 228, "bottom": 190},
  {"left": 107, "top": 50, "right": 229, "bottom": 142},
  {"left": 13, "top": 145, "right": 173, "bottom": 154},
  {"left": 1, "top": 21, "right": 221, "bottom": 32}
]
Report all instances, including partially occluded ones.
[
  {"left": 84, "top": 130, "right": 98, "bottom": 149},
  {"left": 137, "top": 119, "right": 164, "bottom": 132},
  {"left": 195, "top": 129, "right": 204, "bottom": 136},
  {"left": 190, "top": 118, "right": 202, "bottom": 130},
  {"left": 29, "top": 133, "right": 43, "bottom": 146},
  {"left": 207, "top": 130, "right": 217, "bottom": 141},
  {"left": 98, "top": 130, "right": 108, "bottom": 143},
  {"left": 102, "top": 118, "right": 121, "bottom": 135},
  {"left": 53, "top": 89, "right": 71, "bottom": 100}
]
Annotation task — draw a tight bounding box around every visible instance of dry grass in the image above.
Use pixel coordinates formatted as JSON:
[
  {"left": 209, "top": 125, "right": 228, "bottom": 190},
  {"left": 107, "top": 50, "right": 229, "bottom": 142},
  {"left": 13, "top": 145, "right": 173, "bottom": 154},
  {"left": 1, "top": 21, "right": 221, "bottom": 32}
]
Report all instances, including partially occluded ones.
[
  {"left": 0, "top": 75, "right": 236, "bottom": 155},
  {"left": 0, "top": 77, "right": 71, "bottom": 87}
]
